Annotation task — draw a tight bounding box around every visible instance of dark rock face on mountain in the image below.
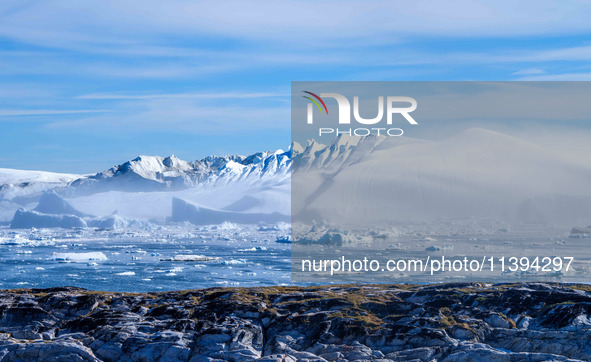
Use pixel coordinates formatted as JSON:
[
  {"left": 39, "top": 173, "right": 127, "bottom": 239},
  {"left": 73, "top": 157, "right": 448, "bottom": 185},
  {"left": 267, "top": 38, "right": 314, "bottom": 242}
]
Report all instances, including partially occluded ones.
[{"left": 1, "top": 283, "right": 591, "bottom": 361}]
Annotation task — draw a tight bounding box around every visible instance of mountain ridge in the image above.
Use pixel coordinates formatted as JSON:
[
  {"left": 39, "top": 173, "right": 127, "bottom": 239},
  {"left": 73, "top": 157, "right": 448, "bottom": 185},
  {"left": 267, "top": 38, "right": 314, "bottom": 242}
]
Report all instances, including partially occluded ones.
[{"left": 0, "top": 149, "right": 291, "bottom": 201}]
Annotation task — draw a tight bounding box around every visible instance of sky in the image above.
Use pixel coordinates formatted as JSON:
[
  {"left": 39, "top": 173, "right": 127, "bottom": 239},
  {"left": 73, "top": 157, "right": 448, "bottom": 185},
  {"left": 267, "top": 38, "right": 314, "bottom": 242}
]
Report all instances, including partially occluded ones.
[{"left": 2, "top": 0, "right": 591, "bottom": 173}]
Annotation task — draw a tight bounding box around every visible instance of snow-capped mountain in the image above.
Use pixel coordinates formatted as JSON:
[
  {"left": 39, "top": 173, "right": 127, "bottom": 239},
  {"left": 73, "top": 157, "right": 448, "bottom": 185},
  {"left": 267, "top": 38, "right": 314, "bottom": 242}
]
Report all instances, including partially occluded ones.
[
  {"left": 0, "top": 150, "right": 291, "bottom": 224},
  {"left": 67, "top": 150, "right": 290, "bottom": 195},
  {"left": 0, "top": 169, "right": 82, "bottom": 201},
  {"left": 0, "top": 150, "right": 289, "bottom": 199}
]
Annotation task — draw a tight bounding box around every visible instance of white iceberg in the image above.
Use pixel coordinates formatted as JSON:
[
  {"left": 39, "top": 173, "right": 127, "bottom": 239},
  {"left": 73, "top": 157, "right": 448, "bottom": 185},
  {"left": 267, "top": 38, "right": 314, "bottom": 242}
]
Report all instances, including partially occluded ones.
[
  {"left": 171, "top": 197, "right": 289, "bottom": 225},
  {"left": 11, "top": 209, "right": 86, "bottom": 229},
  {"left": 159, "top": 254, "right": 222, "bottom": 262},
  {"left": 52, "top": 252, "right": 108, "bottom": 262},
  {"left": 115, "top": 271, "right": 135, "bottom": 276}
]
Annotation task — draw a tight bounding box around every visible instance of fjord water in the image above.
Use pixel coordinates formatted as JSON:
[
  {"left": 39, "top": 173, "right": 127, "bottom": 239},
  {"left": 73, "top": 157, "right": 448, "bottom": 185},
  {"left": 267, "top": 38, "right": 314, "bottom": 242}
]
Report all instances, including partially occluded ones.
[{"left": 0, "top": 225, "right": 291, "bottom": 292}]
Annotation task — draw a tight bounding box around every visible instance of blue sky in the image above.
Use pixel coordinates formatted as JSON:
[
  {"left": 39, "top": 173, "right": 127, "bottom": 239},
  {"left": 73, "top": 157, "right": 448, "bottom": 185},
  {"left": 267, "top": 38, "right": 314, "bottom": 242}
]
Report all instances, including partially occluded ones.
[{"left": 2, "top": 0, "right": 591, "bottom": 173}]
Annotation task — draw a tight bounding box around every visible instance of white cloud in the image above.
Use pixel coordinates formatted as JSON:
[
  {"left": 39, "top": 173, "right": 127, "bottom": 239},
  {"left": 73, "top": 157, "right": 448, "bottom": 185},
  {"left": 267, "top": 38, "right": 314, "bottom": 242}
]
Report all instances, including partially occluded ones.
[
  {"left": 0, "top": 109, "right": 111, "bottom": 117},
  {"left": 43, "top": 97, "right": 290, "bottom": 134},
  {"left": 2, "top": 0, "right": 591, "bottom": 51},
  {"left": 76, "top": 91, "right": 289, "bottom": 100},
  {"left": 500, "top": 45, "right": 591, "bottom": 63},
  {"left": 512, "top": 68, "right": 546, "bottom": 76},
  {"left": 515, "top": 72, "right": 591, "bottom": 81}
]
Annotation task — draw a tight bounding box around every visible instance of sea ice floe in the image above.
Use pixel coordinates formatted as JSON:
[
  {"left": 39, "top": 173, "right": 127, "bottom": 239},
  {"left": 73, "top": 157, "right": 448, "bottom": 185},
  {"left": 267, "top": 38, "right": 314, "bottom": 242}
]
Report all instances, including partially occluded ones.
[
  {"left": 221, "top": 259, "right": 247, "bottom": 265},
  {"left": 159, "top": 254, "right": 221, "bottom": 262},
  {"left": 425, "top": 244, "right": 454, "bottom": 251},
  {"left": 115, "top": 271, "right": 135, "bottom": 276},
  {"left": 275, "top": 235, "right": 291, "bottom": 243},
  {"left": 0, "top": 235, "right": 54, "bottom": 247},
  {"left": 51, "top": 252, "right": 108, "bottom": 262},
  {"left": 238, "top": 246, "right": 267, "bottom": 252},
  {"left": 211, "top": 222, "right": 238, "bottom": 230},
  {"left": 258, "top": 222, "right": 290, "bottom": 232}
]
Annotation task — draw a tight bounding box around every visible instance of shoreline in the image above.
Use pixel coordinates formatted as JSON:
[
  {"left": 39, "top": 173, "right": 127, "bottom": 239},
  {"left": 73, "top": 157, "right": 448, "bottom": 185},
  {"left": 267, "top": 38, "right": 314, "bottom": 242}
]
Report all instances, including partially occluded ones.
[{"left": 1, "top": 282, "right": 590, "bottom": 361}]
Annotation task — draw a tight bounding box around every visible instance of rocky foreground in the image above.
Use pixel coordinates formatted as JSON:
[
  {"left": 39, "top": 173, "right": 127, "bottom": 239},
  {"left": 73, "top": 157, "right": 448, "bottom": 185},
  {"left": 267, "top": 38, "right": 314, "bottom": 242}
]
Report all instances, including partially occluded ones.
[{"left": 1, "top": 283, "right": 591, "bottom": 361}]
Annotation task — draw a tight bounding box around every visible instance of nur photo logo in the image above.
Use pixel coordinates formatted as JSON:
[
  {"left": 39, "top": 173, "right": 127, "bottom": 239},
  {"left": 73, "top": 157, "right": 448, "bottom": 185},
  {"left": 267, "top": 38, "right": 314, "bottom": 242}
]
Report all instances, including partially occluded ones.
[{"left": 303, "top": 91, "right": 418, "bottom": 137}]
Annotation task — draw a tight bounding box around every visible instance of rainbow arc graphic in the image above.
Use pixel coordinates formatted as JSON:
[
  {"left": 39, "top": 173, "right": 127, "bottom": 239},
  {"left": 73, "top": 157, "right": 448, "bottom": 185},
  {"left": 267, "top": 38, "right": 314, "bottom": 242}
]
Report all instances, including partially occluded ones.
[{"left": 302, "top": 91, "right": 328, "bottom": 115}]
